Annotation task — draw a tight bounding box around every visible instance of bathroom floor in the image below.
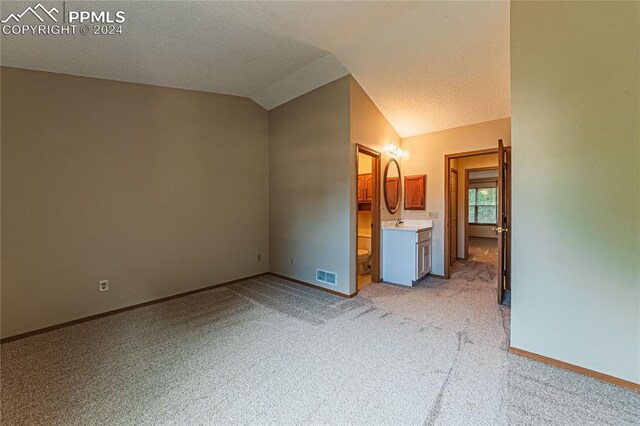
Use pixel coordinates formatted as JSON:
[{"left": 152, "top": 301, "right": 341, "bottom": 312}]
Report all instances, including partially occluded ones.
[{"left": 357, "top": 272, "right": 372, "bottom": 290}]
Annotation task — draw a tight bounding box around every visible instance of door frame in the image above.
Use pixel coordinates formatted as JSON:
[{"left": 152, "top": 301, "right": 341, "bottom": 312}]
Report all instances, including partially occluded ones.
[
  {"left": 449, "top": 168, "right": 458, "bottom": 265},
  {"left": 464, "top": 166, "right": 499, "bottom": 259},
  {"left": 356, "top": 144, "right": 381, "bottom": 285},
  {"left": 444, "top": 148, "right": 502, "bottom": 279},
  {"left": 497, "top": 139, "right": 512, "bottom": 304}
]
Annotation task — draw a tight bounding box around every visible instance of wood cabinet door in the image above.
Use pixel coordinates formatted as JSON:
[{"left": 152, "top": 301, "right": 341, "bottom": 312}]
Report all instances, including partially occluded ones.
[
  {"left": 404, "top": 175, "right": 426, "bottom": 210},
  {"left": 358, "top": 174, "right": 373, "bottom": 202},
  {"left": 364, "top": 174, "right": 373, "bottom": 202},
  {"left": 357, "top": 175, "right": 364, "bottom": 202}
]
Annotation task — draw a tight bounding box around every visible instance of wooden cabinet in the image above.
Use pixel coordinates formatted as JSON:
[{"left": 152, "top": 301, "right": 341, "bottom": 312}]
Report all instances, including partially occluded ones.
[
  {"left": 404, "top": 174, "right": 426, "bottom": 210},
  {"left": 364, "top": 174, "right": 373, "bottom": 202},
  {"left": 357, "top": 174, "right": 373, "bottom": 202},
  {"left": 357, "top": 174, "right": 364, "bottom": 201}
]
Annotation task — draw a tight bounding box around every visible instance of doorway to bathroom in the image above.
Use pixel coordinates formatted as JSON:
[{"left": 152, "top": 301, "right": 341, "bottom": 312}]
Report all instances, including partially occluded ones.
[{"left": 356, "top": 145, "right": 381, "bottom": 291}]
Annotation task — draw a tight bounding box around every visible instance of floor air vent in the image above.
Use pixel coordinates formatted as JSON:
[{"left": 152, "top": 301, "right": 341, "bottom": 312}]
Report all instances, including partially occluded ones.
[{"left": 316, "top": 269, "right": 337, "bottom": 286}]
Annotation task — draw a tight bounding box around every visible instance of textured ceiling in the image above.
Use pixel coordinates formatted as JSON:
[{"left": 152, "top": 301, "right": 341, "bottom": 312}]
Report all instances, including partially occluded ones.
[
  {"left": 335, "top": 1, "right": 511, "bottom": 136},
  {"left": 1, "top": 1, "right": 510, "bottom": 137}
]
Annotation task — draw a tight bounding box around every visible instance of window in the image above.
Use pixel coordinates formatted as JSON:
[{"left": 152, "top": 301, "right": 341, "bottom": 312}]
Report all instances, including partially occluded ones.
[{"left": 468, "top": 187, "right": 497, "bottom": 224}]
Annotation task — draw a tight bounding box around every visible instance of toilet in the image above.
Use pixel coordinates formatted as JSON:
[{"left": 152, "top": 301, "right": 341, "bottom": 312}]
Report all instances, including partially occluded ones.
[{"left": 357, "top": 248, "right": 371, "bottom": 275}]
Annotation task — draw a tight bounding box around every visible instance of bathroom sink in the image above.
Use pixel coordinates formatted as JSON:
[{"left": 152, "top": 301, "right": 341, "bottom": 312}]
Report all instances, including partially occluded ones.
[{"left": 382, "top": 220, "right": 433, "bottom": 232}]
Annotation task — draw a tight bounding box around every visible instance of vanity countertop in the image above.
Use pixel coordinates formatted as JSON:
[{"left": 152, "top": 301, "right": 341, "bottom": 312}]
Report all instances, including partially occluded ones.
[{"left": 382, "top": 220, "right": 433, "bottom": 233}]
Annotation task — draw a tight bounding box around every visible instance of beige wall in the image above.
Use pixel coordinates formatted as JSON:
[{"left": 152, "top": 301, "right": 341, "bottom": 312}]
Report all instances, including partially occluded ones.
[
  {"left": 349, "top": 77, "right": 402, "bottom": 222},
  {"left": 1, "top": 67, "right": 269, "bottom": 339},
  {"left": 357, "top": 152, "right": 372, "bottom": 174},
  {"left": 456, "top": 154, "right": 499, "bottom": 253},
  {"left": 357, "top": 212, "right": 372, "bottom": 237},
  {"left": 511, "top": 1, "right": 640, "bottom": 383},
  {"left": 467, "top": 225, "right": 497, "bottom": 240},
  {"left": 401, "top": 118, "right": 511, "bottom": 276},
  {"left": 2, "top": 71, "right": 401, "bottom": 329},
  {"left": 349, "top": 77, "right": 402, "bottom": 289},
  {"left": 268, "top": 77, "right": 352, "bottom": 294},
  {"left": 269, "top": 77, "right": 401, "bottom": 294}
]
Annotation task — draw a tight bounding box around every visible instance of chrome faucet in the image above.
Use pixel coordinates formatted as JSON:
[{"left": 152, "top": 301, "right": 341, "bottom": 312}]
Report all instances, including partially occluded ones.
[{"left": 394, "top": 218, "right": 404, "bottom": 227}]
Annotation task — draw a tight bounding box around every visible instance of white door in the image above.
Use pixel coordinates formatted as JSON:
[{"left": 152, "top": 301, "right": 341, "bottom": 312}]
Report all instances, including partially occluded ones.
[{"left": 417, "top": 241, "right": 428, "bottom": 279}]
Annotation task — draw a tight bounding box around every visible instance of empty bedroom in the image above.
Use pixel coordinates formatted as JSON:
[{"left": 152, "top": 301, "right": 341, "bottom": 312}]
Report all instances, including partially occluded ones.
[{"left": 1, "top": 1, "right": 638, "bottom": 424}]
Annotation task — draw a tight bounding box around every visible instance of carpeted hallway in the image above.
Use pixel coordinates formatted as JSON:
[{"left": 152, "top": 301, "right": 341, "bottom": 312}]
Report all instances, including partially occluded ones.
[{"left": 2, "top": 256, "right": 638, "bottom": 424}]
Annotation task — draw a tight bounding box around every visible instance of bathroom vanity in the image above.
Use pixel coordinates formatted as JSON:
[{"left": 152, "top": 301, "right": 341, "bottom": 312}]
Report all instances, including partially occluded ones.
[{"left": 382, "top": 220, "right": 433, "bottom": 286}]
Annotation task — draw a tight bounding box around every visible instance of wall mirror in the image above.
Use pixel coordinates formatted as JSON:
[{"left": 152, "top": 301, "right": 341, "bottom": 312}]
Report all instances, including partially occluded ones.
[{"left": 384, "top": 158, "right": 401, "bottom": 214}]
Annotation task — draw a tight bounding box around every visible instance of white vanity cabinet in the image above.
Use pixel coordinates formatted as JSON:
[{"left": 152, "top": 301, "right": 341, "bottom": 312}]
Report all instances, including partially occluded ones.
[
  {"left": 382, "top": 221, "right": 433, "bottom": 287},
  {"left": 417, "top": 240, "right": 432, "bottom": 279}
]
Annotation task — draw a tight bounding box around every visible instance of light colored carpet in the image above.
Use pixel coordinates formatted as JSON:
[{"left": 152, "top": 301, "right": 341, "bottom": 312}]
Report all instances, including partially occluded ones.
[{"left": 2, "top": 250, "right": 639, "bottom": 424}]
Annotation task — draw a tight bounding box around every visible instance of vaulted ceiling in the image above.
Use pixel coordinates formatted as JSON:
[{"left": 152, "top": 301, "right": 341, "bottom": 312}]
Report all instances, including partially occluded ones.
[{"left": 1, "top": 1, "right": 510, "bottom": 137}]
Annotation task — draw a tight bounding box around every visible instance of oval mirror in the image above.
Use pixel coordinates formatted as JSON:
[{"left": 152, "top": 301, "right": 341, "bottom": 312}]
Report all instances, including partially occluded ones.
[{"left": 384, "top": 158, "right": 401, "bottom": 214}]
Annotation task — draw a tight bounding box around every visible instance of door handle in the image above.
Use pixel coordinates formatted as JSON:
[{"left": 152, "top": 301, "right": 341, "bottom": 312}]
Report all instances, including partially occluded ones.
[{"left": 492, "top": 227, "right": 508, "bottom": 234}]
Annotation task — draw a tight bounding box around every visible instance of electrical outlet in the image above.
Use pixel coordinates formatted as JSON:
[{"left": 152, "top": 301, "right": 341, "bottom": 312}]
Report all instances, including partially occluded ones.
[
  {"left": 428, "top": 211, "right": 439, "bottom": 219},
  {"left": 290, "top": 257, "right": 295, "bottom": 265},
  {"left": 98, "top": 280, "right": 109, "bottom": 292},
  {"left": 257, "top": 253, "right": 262, "bottom": 262}
]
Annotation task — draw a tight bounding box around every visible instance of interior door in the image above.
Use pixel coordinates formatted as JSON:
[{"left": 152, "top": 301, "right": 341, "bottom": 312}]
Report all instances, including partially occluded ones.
[
  {"left": 496, "top": 139, "right": 511, "bottom": 304},
  {"left": 364, "top": 174, "right": 373, "bottom": 202},
  {"left": 449, "top": 169, "right": 458, "bottom": 264}
]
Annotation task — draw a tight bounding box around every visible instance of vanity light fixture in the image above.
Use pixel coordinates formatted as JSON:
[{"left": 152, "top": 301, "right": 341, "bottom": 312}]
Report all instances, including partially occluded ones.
[{"left": 387, "top": 144, "right": 406, "bottom": 158}]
